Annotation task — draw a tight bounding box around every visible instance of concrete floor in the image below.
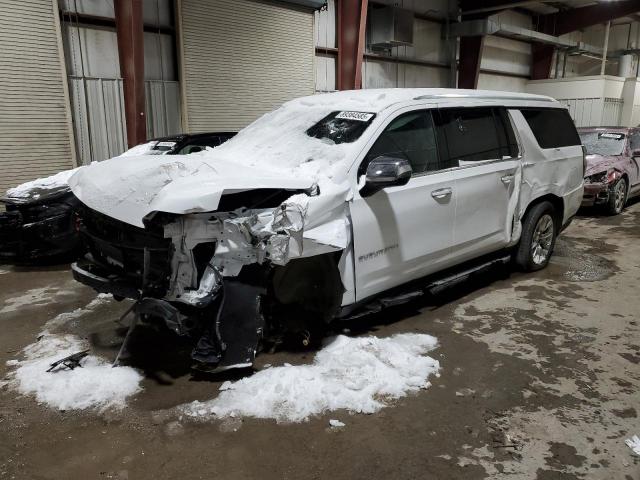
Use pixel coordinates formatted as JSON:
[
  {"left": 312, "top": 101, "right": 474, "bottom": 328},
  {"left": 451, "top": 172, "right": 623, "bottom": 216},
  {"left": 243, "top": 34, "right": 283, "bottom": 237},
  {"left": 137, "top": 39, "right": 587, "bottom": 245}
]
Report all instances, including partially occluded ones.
[{"left": 1, "top": 202, "right": 640, "bottom": 480}]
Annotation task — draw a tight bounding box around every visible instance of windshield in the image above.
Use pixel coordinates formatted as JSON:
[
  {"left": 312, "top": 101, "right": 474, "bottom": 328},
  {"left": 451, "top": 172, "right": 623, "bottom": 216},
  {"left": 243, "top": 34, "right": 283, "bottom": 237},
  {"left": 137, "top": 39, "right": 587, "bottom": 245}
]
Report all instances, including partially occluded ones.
[
  {"left": 579, "top": 132, "right": 626, "bottom": 156},
  {"left": 306, "top": 111, "right": 376, "bottom": 144}
]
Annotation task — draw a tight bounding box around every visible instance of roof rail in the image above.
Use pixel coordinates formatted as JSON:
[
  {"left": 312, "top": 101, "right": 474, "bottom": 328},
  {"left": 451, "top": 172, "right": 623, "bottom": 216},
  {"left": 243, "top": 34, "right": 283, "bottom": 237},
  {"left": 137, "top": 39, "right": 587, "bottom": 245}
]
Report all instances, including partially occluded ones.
[{"left": 413, "top": 93, "right": 555, "bottom": 103}]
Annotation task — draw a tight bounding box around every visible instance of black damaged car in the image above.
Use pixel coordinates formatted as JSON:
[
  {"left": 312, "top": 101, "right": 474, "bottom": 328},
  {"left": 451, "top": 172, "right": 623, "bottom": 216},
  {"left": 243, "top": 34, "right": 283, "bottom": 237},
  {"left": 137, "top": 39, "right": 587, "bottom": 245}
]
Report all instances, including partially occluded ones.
[{"left": 0, "top": 132, "right": 235, "bottom": 263}]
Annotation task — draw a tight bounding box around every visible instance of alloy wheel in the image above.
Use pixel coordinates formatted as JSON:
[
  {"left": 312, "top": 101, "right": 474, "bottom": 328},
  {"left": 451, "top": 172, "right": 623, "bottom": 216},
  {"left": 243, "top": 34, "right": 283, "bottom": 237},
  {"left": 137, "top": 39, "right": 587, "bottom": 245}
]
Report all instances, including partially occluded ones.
[{"left": 531, "top": 214, "right": 554, "bottom": 265}]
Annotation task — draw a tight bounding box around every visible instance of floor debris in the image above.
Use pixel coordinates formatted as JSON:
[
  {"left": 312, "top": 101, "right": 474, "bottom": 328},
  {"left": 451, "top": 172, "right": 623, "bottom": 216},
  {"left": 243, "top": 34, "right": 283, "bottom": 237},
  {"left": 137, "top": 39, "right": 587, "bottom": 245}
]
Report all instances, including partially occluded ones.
[
  {"left": 46, "top": 349, "right": 89, "bottom": 372},
  {"left": 625, "top": 435, "right": 640, "bottom": 456}
]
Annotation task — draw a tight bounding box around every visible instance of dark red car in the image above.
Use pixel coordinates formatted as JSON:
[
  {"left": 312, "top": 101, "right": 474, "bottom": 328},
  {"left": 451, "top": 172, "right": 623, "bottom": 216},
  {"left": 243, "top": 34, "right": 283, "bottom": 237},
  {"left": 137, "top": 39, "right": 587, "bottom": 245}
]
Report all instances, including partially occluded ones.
[{"left": 578, "top": 127, "right": 640, "bottom": 215}]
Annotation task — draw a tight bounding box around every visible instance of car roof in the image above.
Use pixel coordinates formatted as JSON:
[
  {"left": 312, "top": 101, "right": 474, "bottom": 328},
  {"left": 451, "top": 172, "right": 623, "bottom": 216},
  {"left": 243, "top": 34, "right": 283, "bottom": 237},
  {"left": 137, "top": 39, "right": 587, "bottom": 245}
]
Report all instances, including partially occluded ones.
[
  {"left": 287, "top": 88, "right": 557, "bottom": 114},
  {"left": 578, "top": 126, "right": 633, "bottom": 133}
]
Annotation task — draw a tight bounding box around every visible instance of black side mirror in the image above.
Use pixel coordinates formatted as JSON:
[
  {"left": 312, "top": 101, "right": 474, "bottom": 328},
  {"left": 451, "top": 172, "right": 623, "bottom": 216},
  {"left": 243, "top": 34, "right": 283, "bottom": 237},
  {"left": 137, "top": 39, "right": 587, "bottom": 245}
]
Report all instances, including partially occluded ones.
[{"left": 361, "top": 156, "right": 412, "bottom": 198}]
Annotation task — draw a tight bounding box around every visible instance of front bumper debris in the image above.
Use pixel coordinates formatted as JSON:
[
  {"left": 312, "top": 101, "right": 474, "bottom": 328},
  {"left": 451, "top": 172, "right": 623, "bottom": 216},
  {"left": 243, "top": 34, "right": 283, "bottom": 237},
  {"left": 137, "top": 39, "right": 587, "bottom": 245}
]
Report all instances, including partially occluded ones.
[
  {"left": 72, "top": 260, "right": 266, "bottom": 371},
  {"left": 581, "top": 183, "right": 610, "bottom": 207},
  {"left": 72, "top": 261, "right": 140, "bottom": 300}
]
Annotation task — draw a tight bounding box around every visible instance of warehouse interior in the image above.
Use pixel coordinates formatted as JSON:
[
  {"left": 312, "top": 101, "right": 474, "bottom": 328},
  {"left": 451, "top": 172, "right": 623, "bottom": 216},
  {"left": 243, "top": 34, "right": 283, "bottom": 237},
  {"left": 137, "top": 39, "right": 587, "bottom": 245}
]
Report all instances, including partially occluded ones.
[
  {"left": 4, "top": 0, "right": 640, "bottom": 193},
  {"left": 2, "top": 1, "right": 640, "bottom": 479}
]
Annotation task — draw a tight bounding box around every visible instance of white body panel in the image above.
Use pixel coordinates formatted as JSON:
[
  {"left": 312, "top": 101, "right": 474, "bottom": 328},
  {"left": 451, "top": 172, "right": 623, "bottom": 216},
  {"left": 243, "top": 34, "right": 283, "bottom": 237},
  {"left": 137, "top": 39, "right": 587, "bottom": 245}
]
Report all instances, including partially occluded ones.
[
  {"left": 350, "top": 170, "right": 456, "bottom": 300},
  {"left": 450, "top": 158, "right": 521, "bottom": 263}
]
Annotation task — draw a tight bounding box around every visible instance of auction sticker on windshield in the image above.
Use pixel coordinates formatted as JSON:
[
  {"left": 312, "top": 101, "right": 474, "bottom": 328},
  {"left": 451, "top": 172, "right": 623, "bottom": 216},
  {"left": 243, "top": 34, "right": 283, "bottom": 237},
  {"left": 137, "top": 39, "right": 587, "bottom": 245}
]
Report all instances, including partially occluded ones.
[
  {"left": 335, "top": 111, "right": 375, "bottom": 122},
  {"left": 599, "top": 133, "right": 624, "bottom": 140}
]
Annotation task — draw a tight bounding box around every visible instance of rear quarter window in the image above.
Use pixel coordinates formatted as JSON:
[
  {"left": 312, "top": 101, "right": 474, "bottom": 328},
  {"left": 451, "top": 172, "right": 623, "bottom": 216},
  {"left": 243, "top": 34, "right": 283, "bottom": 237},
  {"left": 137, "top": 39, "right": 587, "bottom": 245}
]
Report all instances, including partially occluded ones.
[{"left": 520, "top": 108, "right": 580, "bottom": 149}]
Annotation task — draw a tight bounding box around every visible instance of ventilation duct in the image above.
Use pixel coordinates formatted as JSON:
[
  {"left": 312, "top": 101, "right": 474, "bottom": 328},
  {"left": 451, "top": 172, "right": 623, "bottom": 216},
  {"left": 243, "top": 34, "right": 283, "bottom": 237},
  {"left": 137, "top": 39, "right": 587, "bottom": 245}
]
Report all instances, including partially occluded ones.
[{"left": 369, "top": 6, "right": 414, "bottom": 50}]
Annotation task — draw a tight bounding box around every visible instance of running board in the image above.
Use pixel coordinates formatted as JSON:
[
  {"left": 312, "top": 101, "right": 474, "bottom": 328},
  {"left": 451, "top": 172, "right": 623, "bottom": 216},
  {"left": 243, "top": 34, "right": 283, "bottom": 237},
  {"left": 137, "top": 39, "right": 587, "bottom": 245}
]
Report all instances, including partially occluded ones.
[
  {"left": 427, "top": 255, "right": 511, "bottom": 296},
  {"left": 341, "top": 254, "right": 512, "bottom": 320}
]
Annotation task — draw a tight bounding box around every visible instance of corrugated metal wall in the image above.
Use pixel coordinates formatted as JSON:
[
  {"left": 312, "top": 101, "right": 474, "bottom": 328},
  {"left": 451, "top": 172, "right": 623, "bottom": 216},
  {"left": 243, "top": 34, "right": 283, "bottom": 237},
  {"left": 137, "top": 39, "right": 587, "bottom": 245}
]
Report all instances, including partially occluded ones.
[
  {"left": 0, "top": 0, "right": 75, "bottom": 193},
  {"left": 179, "top": 0, "right": 315, "bottom": 132}
]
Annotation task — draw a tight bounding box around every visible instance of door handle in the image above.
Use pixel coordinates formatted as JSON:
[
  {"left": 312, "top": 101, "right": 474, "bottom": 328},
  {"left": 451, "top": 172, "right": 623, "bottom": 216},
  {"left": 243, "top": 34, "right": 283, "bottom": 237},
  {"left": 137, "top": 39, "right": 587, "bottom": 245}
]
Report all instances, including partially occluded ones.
[
  {"left": 431, "top": 187, "right": 452, "bottom": 199},
  {"left": 501, "top": 174, "right": 515, "bottom": 184}
]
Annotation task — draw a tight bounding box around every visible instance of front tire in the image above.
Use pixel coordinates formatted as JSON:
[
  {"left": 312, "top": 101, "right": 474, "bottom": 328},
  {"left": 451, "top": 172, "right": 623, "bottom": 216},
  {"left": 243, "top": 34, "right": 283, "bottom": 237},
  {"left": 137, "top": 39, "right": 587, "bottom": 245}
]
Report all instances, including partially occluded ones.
[
  {"left": 514, "top": 201, "right": 557, "bottom": 272},
  {"left": 606, "top": 177, "right": 627, "bottom": 216}
]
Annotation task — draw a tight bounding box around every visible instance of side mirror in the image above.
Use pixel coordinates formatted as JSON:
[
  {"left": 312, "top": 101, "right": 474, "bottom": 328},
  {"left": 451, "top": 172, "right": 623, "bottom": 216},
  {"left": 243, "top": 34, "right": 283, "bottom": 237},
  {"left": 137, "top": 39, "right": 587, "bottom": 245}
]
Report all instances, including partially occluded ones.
[
  {"left": 632, "top": 149, "right": 640, "bottom": 158},
  {"left": 361, "top": 156, "right": 412, "bottom": 197}
]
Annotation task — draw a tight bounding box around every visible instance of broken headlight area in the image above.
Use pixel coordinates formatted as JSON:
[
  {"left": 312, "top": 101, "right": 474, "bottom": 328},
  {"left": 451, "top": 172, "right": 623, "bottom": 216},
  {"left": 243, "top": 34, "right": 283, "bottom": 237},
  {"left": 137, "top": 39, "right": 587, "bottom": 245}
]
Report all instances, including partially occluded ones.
[
  {"left": 584, "top": 171, "right": 607, "bottom": 184},
  {"left": 74, "top": 189, "right": 346, "bottom": 372},
  {"left": 585, "top": 169, "right": 621, "bottom": 185}
]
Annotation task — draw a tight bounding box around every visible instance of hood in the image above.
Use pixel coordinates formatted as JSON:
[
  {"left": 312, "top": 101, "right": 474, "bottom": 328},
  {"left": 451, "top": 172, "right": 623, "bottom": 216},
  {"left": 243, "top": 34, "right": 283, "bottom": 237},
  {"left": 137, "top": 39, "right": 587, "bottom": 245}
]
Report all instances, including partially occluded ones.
[
  {"left": 584, "top": 154, "right": 622, "bottom": 177},
  {"left": 3, "top": 168, "right": 80, "bottom": 205},
  {"left": 69, "top": 154, "right": 315, "bottom": 227}
]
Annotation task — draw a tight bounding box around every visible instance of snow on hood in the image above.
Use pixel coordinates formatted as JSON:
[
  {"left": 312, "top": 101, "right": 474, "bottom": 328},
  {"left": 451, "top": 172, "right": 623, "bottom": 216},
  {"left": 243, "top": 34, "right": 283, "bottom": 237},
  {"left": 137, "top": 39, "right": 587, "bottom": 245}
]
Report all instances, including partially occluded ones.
[
  {"left": 70, "top": 155, "right": 316, "bottom": 227},
  {"left": 70, "top": 91, "right": 390, "bottom": 226},
  {"left": 5, "top": 167, "right": 81, "bottom": 202},
  {"left": 584, "top": 154, "right": 621, "bottom": 177}
]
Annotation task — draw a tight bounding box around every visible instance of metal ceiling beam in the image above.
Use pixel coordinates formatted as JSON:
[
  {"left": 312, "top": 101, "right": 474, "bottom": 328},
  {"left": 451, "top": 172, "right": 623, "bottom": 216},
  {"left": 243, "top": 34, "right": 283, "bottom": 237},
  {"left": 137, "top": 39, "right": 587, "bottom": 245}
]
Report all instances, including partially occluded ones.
[
  {"left": 459, "top": 0, "right": 558, "bottom": 16},
  {"left": 536, "top": 0, "right": 640, "bottom": 36},
  {"left": 530, "top": 0, "right": 640, "bottom": 80},
  {"left": 114, "top": 0, "right": 146, "bottom": 148},
  {"left": 337, "top": 0, "right": 368, "bottom": 90}
]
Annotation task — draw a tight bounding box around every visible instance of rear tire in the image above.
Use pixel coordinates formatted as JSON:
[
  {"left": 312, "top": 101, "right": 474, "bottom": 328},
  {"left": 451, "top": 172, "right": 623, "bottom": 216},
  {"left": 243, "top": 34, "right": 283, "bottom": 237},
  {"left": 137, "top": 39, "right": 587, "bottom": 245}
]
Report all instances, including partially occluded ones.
[
  {"left": 606, "top": 177, "right": 627, "bottom": 216},
  {"left": 514, "top": 201, "right": 557, "bottom": 272}
]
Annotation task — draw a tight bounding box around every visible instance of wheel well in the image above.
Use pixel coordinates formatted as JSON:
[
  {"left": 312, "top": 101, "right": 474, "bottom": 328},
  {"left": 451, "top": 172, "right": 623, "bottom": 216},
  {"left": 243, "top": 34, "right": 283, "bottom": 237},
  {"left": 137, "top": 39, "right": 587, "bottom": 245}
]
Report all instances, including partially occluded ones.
[
  {"left": 270, "top": 252, "right": 344, "bottom": 322},
  {"left": 523, "top": 194, "right": 564, "bottom": 227},
  {"left": 621, "top": 173, "right": 630, "bottom": 190}
]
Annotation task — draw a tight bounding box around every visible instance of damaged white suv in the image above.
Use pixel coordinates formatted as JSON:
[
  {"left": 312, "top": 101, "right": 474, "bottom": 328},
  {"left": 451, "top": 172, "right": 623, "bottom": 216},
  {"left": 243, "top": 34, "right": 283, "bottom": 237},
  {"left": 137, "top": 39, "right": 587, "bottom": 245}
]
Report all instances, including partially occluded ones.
[{"left": 70, "top": 89, "right": 584, "bottom": 371}]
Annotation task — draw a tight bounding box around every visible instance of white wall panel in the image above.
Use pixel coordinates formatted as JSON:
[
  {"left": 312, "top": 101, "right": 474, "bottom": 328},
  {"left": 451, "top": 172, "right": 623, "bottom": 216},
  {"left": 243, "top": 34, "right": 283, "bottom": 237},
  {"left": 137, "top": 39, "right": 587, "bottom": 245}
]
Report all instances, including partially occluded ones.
[
  {"left": 180, "top": 0, "right": 315, "bottom": 132},
  {"left": 314, "top": 0, "right": 335, "bottom": 48},
  {"left": 481, "top": 36, "right": 530, "bottom": 77},
  {"left": 315, "top": 53, "right": 336, "bottom": 92},
  {"left": 478, "top": 73, "right": 527, "bottom": 92},
  {"left": 143, "top": 0, "right": 172, "bottom": 27},
  {"left": 144, "top": 32, "right": 177, "bottom": 81},
  {"left": 60, "top": 0, "right": 115, "bottom": 18},
  {"left": 63, "top": 25, "right": 120, "bottom": 78},
  {"left": 362, "top": 58, "right": 448, "bottom": 88},
  {"left": 68, "top": 77, "right": 127, "bottom": 164},
  {"left": 0, "top": 0, "right": 75, "bottom": 192},
  {"left": 145, "top": 80, "right": 182, "bottom": 138}
]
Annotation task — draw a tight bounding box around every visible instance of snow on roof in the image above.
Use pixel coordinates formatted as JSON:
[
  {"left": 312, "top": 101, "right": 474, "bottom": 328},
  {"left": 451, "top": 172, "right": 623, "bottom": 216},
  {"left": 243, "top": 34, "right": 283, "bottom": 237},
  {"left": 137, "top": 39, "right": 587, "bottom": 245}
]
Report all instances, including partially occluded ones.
[{"left": 283, "top": 88, "right": 556, "bottom": 114}]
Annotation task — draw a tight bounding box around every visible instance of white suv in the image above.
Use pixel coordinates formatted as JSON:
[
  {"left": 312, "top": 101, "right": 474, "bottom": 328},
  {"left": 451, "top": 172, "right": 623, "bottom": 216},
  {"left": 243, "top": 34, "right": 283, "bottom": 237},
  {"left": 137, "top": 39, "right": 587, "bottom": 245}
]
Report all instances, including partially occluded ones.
[{"left": 70, "top": 88, "right": 584, "bottom": 371}]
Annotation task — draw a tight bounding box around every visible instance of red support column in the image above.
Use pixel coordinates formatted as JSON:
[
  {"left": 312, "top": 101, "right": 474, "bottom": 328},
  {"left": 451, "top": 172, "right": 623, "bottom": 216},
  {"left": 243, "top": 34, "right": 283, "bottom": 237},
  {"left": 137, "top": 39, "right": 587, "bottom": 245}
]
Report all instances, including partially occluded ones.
[
  {"left": 114, "top": 0, "right": 146, "bottom": 148},
  {"left": 457, "top": 35, "right": 484, "bottom": 89},
  {"left": 337, "top": 0, "right": 368, "bottom": 90},
  {"left": 531, "top": 44, "right": 554, "bottom": 80}
]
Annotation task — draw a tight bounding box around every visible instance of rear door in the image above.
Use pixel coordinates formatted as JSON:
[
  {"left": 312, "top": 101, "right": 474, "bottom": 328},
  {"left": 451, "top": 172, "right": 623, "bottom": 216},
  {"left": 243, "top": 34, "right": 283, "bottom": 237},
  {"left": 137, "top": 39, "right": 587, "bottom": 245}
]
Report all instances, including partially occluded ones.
[
  {"left": 435, "top": 107, "right": 521, "bottom": 261},
  {"left": 350, "top": 108, "right": 458, "bottom": 301}
]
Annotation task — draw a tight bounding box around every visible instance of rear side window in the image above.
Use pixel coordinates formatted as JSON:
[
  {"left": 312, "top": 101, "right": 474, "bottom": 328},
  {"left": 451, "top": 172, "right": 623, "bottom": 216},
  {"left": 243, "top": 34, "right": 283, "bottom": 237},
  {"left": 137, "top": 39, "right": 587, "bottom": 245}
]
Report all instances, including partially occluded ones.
[
  {"left": 520, "top": 108, "right": 580, "bottom": 149},
  {"left": 434, "top": 107, "right": 518, "bottom": 165}
]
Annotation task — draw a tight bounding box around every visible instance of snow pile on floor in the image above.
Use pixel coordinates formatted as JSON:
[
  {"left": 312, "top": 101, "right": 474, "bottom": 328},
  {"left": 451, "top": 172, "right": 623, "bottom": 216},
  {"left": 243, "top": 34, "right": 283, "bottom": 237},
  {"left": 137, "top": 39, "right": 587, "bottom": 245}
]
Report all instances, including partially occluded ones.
[
  {"left": 6, "top": 167, "right": 81, "bottom": 199},
  {"left": 5, "top": 295, "right": 143, "bottom": 412},
  {"left": 181, "top": 333, "right": 440, "bottom": 423}
]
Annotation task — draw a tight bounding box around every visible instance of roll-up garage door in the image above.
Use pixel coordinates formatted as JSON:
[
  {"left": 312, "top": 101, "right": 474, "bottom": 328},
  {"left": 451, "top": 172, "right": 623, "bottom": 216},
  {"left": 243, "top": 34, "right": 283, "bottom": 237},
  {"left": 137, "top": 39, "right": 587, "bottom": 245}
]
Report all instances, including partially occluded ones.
[
  {"left": 0, "top": 0, "right": 76, "bottom": 193},
  {"left": 179, "top": 0, "right": 315, "bottom": 132}
]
